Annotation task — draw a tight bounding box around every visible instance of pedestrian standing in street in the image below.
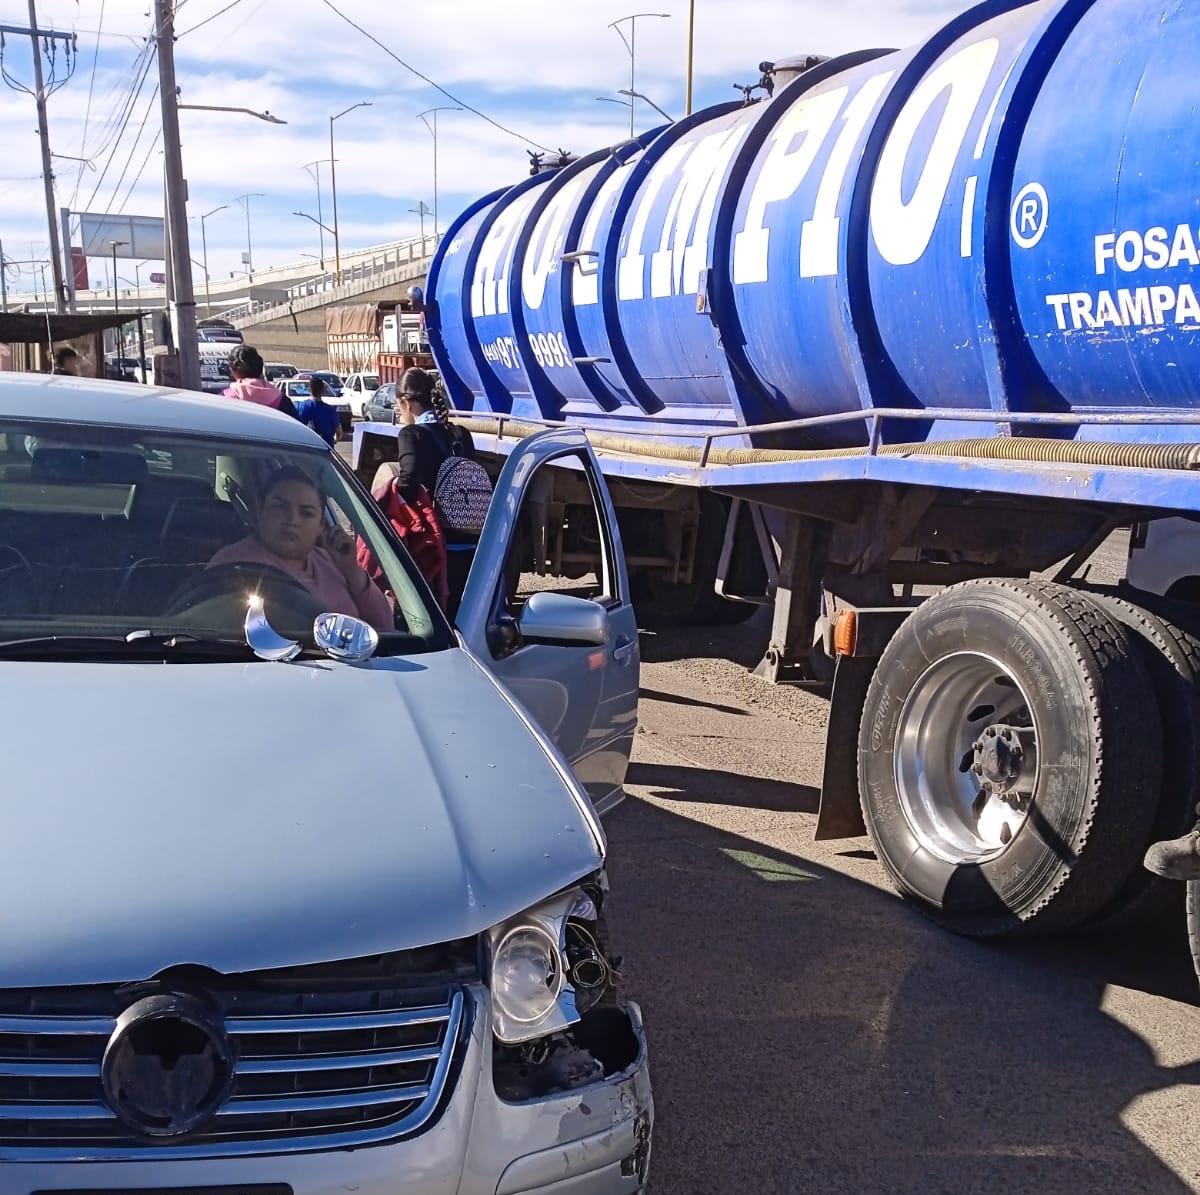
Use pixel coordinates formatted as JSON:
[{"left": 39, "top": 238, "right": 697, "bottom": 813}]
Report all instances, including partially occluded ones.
[
  {"left": 380, "top": 367, "right": 491, "bottom": 618},
  {"left": 294, "top": 376, "right": 342, "bottom": 447},
  {"left": 224, "top": 345, "right": 298, "bottom": 419}
]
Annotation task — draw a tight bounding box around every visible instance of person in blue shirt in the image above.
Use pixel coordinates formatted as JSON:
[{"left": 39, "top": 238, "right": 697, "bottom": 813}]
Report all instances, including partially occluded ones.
[{"left": 294, "top": 376, "right": 342, "bottom": 447}]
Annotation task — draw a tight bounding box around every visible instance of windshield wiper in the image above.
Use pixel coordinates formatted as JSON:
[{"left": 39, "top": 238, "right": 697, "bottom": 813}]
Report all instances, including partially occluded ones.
[{"left": 0, "top": 632, "right": 259, "bottom": 660}]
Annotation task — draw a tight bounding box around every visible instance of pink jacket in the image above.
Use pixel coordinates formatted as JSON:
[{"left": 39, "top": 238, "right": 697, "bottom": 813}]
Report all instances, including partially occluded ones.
[
  {"left": 224, "top": 377, "right": 285, "bottom": 408},
  {"left": 208, "top": 537, "right": 394, "bottom": 631}
]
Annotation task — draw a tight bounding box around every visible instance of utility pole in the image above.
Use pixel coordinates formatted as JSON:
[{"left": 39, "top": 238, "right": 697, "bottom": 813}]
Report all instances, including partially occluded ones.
[
  {"left": 155, "top": 0, "right": 200, "bottom": 390},
  {"left": 26, "top": 0, "right": 64, "bottom": 311},
  {"left": 0, "top": 242, "right": 8, "bottom": 314},
  {"left": 0, "top": 5, "right": 75, "bottom": 311}
]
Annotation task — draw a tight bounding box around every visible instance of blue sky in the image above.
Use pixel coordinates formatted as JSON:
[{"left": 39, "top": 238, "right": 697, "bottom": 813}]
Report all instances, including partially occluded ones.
[{"left": 0, "top": 0, "right": 970, "bottom": 296}]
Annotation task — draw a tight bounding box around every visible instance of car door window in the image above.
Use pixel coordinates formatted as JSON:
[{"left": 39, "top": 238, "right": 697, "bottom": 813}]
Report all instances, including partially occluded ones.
[{"left": 456, "top": 431, "right": 638, "bottom": 813}]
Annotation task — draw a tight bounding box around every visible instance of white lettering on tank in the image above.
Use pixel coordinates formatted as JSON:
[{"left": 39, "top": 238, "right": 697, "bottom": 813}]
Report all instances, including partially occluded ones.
[
  {"left": 522, "top": 173, "right": 589, "bottom": 311},
  {"left": 870, "top": 38, "right": 1001, "bottom": 267},
  {"left": 730, "top": 88, "right": 844, "bottom": 286},
  {"left": 572, "top": 170, "right": 628, "bottom": 309},
  {"left": 650, "top": 121, "right": 750, "bottom": 299},
  {"left": 1178, "top": 283, "right": 1200, "bottom": 324},
  {"left": 1094, "top": 223, "right": 1200, "bottom": 274},
  {"left": 800, "top": 73, "right": 893, "bottom": 278},
  {"left": 1172, "top": 225, "right": 1200, "bottom": 267},
  {"left": 617, "top": 140, "right": 691, "bottom": 301},
  {"left": 470, "top": 192, "right": 538, "bottom": 317},
  {"left": 1044, "top": 285, "right": 1200, "bottom": 330}
]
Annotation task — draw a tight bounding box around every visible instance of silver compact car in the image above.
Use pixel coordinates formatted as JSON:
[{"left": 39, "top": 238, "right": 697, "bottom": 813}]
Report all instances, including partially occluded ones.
[{"left": 0, "top": 374, "right": 650, "bottom": 1194}]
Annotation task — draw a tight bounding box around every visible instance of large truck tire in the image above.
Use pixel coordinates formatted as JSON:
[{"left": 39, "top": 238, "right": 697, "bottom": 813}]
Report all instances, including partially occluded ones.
[
  {"left": 1075, "top": 593, "right": 1200, "bottom": 930},
  {"left": 1188, "top": 883, "right": 1200, "bottom": 988},
  {"left": 857, "top": 579, "right": 1162, "bottom": 938}
]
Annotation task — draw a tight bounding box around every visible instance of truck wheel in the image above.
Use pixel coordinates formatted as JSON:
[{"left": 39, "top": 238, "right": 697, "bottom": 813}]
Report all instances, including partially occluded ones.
[
  {"left": 1077, "top": 593, "right": 1200, "bottom": 929},
  {"left": 1188, "top": 883, "right": 1200, "bottom": 988},
  {"left": 857, "top": 579, "right": 1162, "bottom": 938}
]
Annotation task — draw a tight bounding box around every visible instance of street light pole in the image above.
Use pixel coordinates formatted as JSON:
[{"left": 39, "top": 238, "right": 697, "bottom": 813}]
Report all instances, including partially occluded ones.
[
  {"left": 617, "top": 88, "right": 674, "bottom": 124},
  {"left": 609, "top": 12, "right": 670, "bottom": 137},
  {"left": 109, "top": 239, "right": 127, "bottom": 315},
  {"left": 685, "top": 0, "right": 695, "bottom": 115},
  {"left": 200, "top": 204, "right": 226, "bottom": 316},
  {"left": 417, "top": 107, "right": 461, "bottom": 241},
  {"left": 234, "top": 193, "right": 263, "bottom": 276},
  {"left": 330, "top": 101, "right": 371, "bottom": 285},
  {"left": 302, "top": 160, "right": 328, "bottom": 269}
]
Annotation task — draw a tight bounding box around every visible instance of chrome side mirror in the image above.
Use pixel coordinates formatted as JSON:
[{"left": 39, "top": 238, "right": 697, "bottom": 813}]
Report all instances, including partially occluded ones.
[
  {"left": 314, "top": 612, "right": 379, "bottom": 661},
  {"left": 517, "top": 591, "right": 609, "bottom": 647},
  {"left": 244, "top": 594, "right": 302, "bottom": 662}
]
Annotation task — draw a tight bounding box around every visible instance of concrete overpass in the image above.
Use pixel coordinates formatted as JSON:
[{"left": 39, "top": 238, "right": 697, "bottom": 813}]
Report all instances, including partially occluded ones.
[
  {"left": 13, "top": 235, "right": 437, "bottom": 373},
  {"left": 15, "top": 235, "right": 437, "bottom": 323}
]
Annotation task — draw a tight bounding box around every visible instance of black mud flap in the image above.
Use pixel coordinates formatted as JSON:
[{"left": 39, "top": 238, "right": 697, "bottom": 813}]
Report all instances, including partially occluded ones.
[{"left": 815, "top": 654, "right": 873, "bottom": 840}]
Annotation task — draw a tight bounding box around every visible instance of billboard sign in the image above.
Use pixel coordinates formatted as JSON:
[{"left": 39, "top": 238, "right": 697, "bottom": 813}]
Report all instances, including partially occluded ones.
[{"left": 78, "top": 213, "right": 165, "bottom": 261}]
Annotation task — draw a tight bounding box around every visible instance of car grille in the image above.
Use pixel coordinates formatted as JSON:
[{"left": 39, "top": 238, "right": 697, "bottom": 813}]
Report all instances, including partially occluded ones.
[{"left": 0, "top": 950, "right": 473, "bottom": 1159}]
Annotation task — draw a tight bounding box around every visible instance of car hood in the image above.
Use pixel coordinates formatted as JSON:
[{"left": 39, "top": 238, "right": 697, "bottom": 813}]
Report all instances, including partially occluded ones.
[{"left": 0, "top": 648, "right": 604, "bottom": 987}]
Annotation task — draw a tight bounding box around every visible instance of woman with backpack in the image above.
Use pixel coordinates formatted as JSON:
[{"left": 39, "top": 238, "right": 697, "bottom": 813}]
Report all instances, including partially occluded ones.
[{"left": 378, "top": 367, "right": 491, "bottom": 618}]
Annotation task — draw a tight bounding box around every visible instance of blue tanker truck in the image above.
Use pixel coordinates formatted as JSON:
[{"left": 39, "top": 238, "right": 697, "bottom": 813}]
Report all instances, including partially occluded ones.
[{"left": 353, "top": 0, "right": 1200, "bottom": 955}]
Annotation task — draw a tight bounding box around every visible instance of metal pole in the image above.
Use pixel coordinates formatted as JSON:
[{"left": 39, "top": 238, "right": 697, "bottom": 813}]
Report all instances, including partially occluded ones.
[
  {"left": 0, "top": 242, "right": 8, "bottom": 314},
  {"left": 27, "top": 0, "right": 65, "bottom": 311},
  {"left": 330, "top": 117, "right": 341, "bottom": 284},
  {"left": 305, "top": 162, "right": 326, "bottom": 268},
  {"left": 111, "top": 241, "right": 119, "bottom": 315},
  {"left": 201, "top": 215, "right": 211, "bottom": 316},
  {"left": 155, "top": 0, "right": 200, "bottom": 390},
  {"left": 432, "top": 110, "right": 439, "bottom": 239},
  {"left": 60, "top": 206, "right": 76, "bottom": 312},
  {"left": 629, "top": 19, "right": 636, "bottom": 137},
  {"left": 686, "top": 0, "right": 695, "bottom": 115}
]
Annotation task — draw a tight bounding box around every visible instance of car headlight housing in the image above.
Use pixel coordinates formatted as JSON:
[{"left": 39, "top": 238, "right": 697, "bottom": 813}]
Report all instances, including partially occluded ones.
[
  {"left": 492, "top": 924, "right": 564, "bottom": 1030},
  {"left": 488, "top": 890, "right": 602, "bottom": 1045}
]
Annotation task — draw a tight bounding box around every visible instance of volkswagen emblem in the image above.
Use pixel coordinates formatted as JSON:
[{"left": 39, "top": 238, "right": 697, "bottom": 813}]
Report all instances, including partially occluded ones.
[{"left": 101, "top": 992, "right": 235, "bottom": 1138}]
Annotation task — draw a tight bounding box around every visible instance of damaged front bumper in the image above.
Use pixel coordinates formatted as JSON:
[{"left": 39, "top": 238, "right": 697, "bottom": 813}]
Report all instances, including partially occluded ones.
[{"left": 6, "top": 994, "right": 653, "bottom": 1195}]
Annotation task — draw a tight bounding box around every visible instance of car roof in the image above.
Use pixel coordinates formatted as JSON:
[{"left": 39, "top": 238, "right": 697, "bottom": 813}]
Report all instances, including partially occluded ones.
[{"left": 0, "top": 373, "right": 326, "bottom": 448}]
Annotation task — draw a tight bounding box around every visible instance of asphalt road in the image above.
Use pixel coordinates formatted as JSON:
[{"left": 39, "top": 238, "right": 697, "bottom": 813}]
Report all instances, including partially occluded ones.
[{"left": 606, "top": 609, "right": 1200, "bottom": 1195}]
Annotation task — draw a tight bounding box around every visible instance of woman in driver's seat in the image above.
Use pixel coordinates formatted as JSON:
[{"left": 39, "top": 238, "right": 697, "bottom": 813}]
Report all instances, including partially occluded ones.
[{"left": 207, "top": 466, "right": 393, "bottom": 629}]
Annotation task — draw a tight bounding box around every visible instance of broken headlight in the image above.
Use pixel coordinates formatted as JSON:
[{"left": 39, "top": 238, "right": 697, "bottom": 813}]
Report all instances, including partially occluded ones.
[{"left": 488, "top": 887, "right": 615, "bottom": 1045}]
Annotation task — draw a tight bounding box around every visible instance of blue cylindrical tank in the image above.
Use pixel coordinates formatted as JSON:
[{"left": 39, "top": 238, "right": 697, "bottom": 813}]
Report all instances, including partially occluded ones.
[{"left": 429, "top": 0, "right": 1200, "bottom": 447}]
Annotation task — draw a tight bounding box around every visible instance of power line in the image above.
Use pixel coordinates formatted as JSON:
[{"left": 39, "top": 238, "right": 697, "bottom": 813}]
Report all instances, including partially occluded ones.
[
  {"left": 178, "top": 0, "right": 248, "bottom": 38},
  {"left": 71, "top": 0, "right": 105, "bottom": 205},
  {"left": 100, "top": 83, "right": 160, "bottom": 215},
  {"left": 319, "top": 0, "right": 552, "bottom": 153},
  {"left": 116, "top": 126, "right": 162, "bottom": 212},
  {"left": 76, "top": 43, "right": 156, "bottom": 217}
]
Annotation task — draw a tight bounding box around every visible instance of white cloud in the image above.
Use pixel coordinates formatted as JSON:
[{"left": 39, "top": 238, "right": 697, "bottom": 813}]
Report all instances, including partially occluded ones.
[{"left": 0, "top": 0, "right": 969, "bottom": 292}]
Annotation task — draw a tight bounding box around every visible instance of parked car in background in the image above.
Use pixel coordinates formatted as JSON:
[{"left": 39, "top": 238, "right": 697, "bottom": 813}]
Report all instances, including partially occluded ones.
[
  {"left": 283, "top": 376, "right": 352, "bottom": 432},
  {"left": 104, "top": 355, "right": 141, "bottom": 382},
  {"left": 0, "top": 373, "right": 652, "bottom": 1193},
  {"left": 362, "top": 380, "right": 397, "bottom": 424},
  {"left": 263, "top": 361, "right": 298, "bottom": 383},
  {"left": 343, "top": 370, "right": 381, "bottom": 417},
  {"left": 305, "top": 369, "right": 344, "bottom": 397}
]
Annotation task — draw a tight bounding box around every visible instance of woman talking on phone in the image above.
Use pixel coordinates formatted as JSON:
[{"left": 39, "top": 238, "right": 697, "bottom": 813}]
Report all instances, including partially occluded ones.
[{"left": 207, "top": 465, "right": 393, "bottom": 630}]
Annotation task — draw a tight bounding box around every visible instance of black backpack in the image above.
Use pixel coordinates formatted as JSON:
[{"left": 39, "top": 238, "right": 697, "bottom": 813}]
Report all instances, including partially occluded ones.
[{"left": 430, "top": 428, "right": 492, "bottom": 536}]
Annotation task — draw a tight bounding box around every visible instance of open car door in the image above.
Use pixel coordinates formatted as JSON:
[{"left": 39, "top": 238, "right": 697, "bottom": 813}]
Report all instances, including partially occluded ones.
[{"left": 455, "top": 429, "right": 639, "bottom": 814}]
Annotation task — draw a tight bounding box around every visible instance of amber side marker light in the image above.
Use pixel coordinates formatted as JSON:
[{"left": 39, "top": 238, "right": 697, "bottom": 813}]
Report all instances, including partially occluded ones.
[{"left": 833, "top": 609, "right": 858, "bottom": 657}]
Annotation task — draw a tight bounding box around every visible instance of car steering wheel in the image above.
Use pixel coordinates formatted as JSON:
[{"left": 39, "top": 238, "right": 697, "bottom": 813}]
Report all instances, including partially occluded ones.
[{"left": 164, "top": 562, "right": 325, "bottom": 624}]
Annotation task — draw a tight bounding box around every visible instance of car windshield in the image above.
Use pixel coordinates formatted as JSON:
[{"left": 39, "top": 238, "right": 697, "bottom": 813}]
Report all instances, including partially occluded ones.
[{"left": 0, "top": 420, "right": 452, "bottom": 656}]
